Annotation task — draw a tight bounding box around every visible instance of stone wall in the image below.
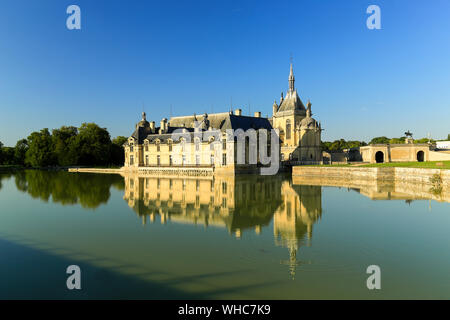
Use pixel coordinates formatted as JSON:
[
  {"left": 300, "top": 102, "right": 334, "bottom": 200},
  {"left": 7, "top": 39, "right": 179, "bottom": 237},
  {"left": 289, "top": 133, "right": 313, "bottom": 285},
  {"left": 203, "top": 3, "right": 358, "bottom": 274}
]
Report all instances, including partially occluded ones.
[
  {"left": 68, "top": 168, "right": 123, "bottom": 174},
  {"left": 292, "top": 166, "right": 395, "bottom": 181},
  {"left": 428, "top": 150, "right": 450, "bottom": 161},
  {"left": 359, "top": 144, "right": 430, "bottom": 163}
]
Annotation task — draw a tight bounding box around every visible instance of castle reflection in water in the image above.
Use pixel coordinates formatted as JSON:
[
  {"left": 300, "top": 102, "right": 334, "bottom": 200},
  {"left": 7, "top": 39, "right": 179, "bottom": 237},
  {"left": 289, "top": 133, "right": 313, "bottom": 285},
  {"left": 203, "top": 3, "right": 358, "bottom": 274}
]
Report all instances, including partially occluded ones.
[{"left": 123, "top": 174, "right": 322, "bottom": 278}]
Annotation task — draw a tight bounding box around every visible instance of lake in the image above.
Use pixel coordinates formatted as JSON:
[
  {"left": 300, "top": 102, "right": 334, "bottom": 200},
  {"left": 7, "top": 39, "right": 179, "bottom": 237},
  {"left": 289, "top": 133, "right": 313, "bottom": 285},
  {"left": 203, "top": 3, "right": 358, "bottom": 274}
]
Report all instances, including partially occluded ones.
[{"left": 0, "top": 170, "right": 449, "bottom": 299}]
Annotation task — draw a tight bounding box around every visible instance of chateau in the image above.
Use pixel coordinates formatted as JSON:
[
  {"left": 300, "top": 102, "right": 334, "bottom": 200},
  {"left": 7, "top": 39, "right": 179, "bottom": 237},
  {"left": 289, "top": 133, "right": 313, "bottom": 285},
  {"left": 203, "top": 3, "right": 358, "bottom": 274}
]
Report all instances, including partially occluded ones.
[{"left": 123, "top": 64, "right": 323, "bottom": 174}]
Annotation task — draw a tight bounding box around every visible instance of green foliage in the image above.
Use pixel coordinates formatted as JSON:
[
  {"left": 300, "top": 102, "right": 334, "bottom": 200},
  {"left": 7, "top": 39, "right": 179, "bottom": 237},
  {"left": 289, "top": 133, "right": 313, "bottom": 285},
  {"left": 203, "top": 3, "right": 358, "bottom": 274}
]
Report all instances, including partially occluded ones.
[
  {"left": 52, "top": 126, "right": 78, "bottom": 166},
  {"left": 72, "top": 123, "right": 112, "bottom": 166},
  {"left": 322, "top": 134, "right": 438, "bottom": 152},
  {"left": 2, "top": 123, "right": 127, "bottom": 167},
  {"left": 369, "top": 136, "right": 390, "bottom": 144},
  {"left": 448, "top": 134, "right": 450, "bottom": 140},
  {"left": 321, "top": 139, "right": 367, "bottom": 151},
  {"left": 361, "top": 161, "right": 450, "bottom": 169},
  {"left": 0, "top": 147, "right": 15, "bottom": 165},
  {"left": 111, "top": 136, "right": 128, "bottom": 165},
  {"left": 389, "top": 137, "right": 405, "bottom": 144},
  {"left": 415, "top": 138, "right": 430, "bottom": 144},
  {"left": 25, "top": 128, "right": 56, "bottom": 167},
  {"left": 0, "top": 140, "right": 3, "bottom": 164},
  {"left": 14, "top": 139, "right": 29, "bottom": 165}
]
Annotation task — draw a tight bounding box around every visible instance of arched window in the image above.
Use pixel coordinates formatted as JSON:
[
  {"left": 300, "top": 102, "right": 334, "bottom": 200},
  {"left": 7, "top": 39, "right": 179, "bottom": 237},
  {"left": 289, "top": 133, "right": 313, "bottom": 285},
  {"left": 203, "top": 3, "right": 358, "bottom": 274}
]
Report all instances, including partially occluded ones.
[{"left": 286, "top": 119, "right": 291, "bottom": 140}]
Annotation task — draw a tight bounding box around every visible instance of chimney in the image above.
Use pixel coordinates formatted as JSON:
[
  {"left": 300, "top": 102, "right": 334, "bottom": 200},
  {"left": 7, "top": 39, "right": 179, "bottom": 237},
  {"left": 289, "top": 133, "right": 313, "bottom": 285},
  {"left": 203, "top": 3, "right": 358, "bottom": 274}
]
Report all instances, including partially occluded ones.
[
  {"left": 235, "top": 109, "right": 242, "bottom": 116},
  {"left": 254, "top": 111, "right": 261, "bottom": 118},
  {"left": 160, "top": 118, "right": 167, "bottom": 134},
  {"left": 150, "top": 121, "right": 155, "bottom": 132}
]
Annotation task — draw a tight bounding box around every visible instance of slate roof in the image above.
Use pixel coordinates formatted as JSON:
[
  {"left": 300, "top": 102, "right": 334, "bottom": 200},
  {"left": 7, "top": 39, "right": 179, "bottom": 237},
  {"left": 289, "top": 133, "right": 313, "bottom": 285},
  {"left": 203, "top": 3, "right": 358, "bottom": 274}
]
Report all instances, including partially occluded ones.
[
  {"left": 277, "top": 90, "right": 306, "bottom": 113},
  {"left": 127, "top": 112, "right": 275, "bottom": 145},
  {"left": 169, "top": 112, "right": 272, "bottom": 132}
]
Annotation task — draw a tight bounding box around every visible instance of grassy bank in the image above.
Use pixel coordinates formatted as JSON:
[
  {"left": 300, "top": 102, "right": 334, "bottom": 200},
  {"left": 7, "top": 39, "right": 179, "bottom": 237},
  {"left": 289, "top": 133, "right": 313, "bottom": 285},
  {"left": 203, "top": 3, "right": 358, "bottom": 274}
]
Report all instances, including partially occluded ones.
[
  {"left": 302, "top": 161, "right": 450, "bottom": 169},
  {"left": 359, "top": 161, "right": 450, "bottom": 169}
]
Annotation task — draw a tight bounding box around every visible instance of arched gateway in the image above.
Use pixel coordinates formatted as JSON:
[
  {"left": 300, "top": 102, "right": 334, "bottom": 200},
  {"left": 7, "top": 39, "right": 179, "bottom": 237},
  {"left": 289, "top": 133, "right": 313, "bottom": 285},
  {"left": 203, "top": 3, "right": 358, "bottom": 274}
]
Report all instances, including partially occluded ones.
[{"left": 375, "top": 151, "right": 384, "bottom": 163}]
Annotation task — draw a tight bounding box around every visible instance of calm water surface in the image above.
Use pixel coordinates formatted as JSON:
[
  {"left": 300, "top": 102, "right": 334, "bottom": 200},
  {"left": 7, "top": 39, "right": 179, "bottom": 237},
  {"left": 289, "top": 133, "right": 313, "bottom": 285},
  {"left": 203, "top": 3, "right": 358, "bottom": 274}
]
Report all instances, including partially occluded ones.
[{"left": 0, "top": 170, "right": 449, "bottom": 299}]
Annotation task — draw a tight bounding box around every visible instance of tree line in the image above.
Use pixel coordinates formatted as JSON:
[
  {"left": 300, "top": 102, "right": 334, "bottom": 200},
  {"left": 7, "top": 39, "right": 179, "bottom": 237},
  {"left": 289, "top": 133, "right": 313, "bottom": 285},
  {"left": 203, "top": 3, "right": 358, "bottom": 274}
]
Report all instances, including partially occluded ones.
[
  {"left": 322, "top": 135, "right": 447, "bottom": 152},
  {"left": 0, "top": 123, "right": 127, "bottom": 167}
]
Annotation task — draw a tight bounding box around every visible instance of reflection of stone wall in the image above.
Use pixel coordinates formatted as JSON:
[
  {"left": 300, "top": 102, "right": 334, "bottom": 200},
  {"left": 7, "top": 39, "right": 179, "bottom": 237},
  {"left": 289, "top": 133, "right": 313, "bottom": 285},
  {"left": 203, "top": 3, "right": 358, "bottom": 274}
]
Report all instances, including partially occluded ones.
[
  {"left": 122, "top": 173, "right": 325, "bottom": 278},
  {"left": 292, "top": 173, "right": 450, "bottom": 203},
  {"left": 273, "top": 182, "right": 322, "bottom": 244},
  {"left": 122, "top": 174, "right": 285, "bottom": 236}
]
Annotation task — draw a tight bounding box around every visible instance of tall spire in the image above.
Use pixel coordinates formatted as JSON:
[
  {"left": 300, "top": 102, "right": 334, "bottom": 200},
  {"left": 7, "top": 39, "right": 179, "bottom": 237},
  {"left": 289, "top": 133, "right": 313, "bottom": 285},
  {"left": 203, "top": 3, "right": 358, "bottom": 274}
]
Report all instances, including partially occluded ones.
[{"left": 289, "top": 63, "right": 295, "bottom": 92}]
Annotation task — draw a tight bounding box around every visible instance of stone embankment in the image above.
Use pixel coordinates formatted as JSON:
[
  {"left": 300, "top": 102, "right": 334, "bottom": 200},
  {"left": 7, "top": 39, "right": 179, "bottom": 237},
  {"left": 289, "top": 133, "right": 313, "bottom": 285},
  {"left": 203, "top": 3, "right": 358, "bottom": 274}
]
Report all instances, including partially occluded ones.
[
  {"left": 68, "top": 168, "right": 123, "bottom": 174},
  {"left": 293, "top": 166, "right": 448, "bottom": 186}
]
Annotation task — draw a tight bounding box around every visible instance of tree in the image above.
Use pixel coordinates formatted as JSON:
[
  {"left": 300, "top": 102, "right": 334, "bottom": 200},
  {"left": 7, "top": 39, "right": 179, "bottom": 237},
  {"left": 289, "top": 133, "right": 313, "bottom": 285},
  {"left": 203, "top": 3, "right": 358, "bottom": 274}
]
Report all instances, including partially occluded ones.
[
  {"left": 25, "top": 129, "right": 56, "bottom": 167},
  {"left": 447, "top": 134, "right": 450, "bottom": 141},
  {"left": 52, "top": 126, "right": 78, "bottom": 166},
  {"left": 1, "top": 147, "right": 15, "bottom": 165},
  {"left": 110, "top": 136, "right": 127, "bottom": 166},
  {"left": 70, "top": 123, "right": 112, "bottom": 166},
  {"left": 321, "top": 139, "right": 367, "bottom": 151},
  {"left": 389, "top": 137, "right": 405, "bottom": 144},
  {"left": 415, "top": 138, "right": 430, "bottom": 144},
  {"left": 0, "top": 140, "right": 3, "bottom": 164},
  {"left": 369, "top": 136, "right": 390, "bottom": 145},
  {"left": 14, "top": 139, "right": 29, "bottom": 165}
]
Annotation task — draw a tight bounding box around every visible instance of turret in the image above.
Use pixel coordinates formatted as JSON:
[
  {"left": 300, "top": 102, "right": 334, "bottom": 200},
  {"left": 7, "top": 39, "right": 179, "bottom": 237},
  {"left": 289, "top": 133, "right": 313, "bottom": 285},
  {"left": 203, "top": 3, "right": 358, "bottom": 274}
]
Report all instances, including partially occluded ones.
[
  {"left": 160, "top": 118, "right": 168, "bottom": 134},
  {"left": 272, "top": 100, "right": 278, "bottom": 115},
  {"left": 306, "top": 100, "right": 312, "bottom": 118}
]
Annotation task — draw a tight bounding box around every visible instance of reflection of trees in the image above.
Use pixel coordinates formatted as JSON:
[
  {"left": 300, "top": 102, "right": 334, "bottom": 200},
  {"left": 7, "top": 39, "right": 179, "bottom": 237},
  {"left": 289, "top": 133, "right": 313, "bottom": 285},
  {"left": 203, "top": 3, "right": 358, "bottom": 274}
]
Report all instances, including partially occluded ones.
[
  {"left": 14, "top": 170, "right": 123, "bottom": 209},
  {"left": 0, "top": 173, "right": 14, "bottom": 191}
]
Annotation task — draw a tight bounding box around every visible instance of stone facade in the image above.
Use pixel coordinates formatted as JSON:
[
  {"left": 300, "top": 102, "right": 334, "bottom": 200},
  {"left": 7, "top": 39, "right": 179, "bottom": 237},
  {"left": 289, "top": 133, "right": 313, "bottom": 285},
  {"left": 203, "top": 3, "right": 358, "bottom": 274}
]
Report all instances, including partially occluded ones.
[
  {"left": 360, "top": 143, "right": 431, "bottom": 163},
  {"left": 123, "top": 111, "right": 277, "bottom": 174}
]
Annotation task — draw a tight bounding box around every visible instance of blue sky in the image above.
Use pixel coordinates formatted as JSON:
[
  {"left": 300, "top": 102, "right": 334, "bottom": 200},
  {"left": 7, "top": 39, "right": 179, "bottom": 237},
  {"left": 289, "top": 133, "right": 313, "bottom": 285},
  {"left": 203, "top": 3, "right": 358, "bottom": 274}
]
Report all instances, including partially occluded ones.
[{"left": 0, "top": 0, "right": 449, "bottom": 146}]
